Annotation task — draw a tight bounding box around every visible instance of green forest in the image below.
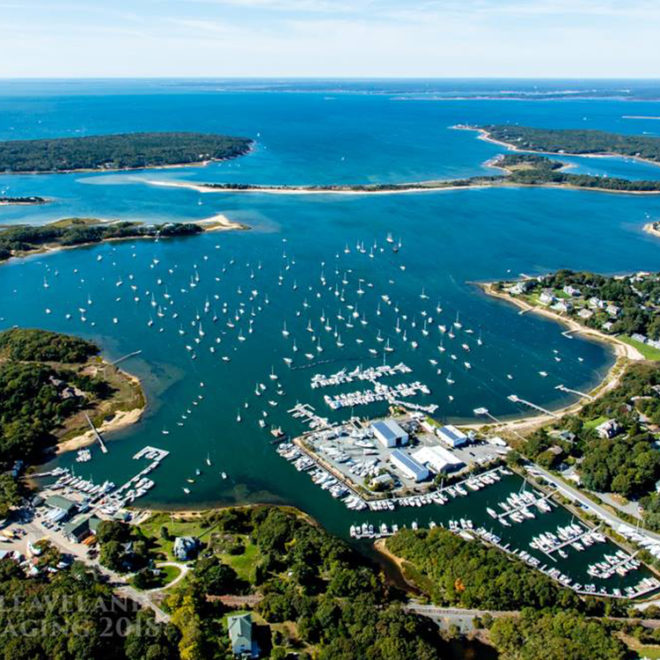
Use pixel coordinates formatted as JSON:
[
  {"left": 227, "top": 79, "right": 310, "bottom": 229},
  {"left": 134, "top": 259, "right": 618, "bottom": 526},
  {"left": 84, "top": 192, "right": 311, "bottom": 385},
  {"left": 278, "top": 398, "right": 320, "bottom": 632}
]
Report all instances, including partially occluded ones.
[
  {"left": 0, "top": 219, "right": 204, "bottom": 261},
  {"left": 0, "top": 329, "right": 109, "bottom": 467},
  {"left": 136, "top": 506, "right": 447, "bottom": 659},
  {"left": 483, "top": 124, "right": 660, "bottom": 162},
  {"left": 519, "top": 362, "right": 660, "bottom": 500},
  {"left": 0, "top": 132, "right": 251, "bottom": 172},
  {"left": 385, "top": 527, "right": 580, "bottom": 611}
]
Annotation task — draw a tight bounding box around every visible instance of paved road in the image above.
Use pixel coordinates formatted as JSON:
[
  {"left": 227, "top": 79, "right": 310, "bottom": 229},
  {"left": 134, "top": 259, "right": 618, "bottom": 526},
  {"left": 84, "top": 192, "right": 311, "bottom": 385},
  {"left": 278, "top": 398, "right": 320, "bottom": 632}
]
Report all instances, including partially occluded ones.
[
  {"left": 147, "top": 561, "right": 189, "bottom": 593},
  {"left": 525, "top": 465, "right": 660, "bottom": 545},
  {"left": 3, "top": 517, "right": 171, "bottom": 623},
  {"left": 405, "top": 603, "right": 519, "bottom": 633}
]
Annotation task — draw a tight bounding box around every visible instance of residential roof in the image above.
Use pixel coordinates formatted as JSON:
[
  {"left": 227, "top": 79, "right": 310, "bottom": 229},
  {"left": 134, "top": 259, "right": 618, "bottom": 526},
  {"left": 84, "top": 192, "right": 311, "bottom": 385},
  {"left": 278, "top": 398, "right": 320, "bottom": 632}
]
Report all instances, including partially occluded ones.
[{"left": 228, "top": 613, "right": 252, "bottom": 650}]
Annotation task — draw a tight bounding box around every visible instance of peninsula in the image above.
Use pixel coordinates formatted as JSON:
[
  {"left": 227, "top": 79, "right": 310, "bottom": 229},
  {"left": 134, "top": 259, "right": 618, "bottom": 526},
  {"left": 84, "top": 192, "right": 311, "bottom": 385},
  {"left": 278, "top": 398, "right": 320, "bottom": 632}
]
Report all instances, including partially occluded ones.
[
  {"left": 0, "top": 132, "right": 252, "bottom": 173},
  {"left": 0, "top": 215, "right": 246, "bottom": 262},
  {"left": 0, "top": 327, "right": 145, "bottom": 464},
  {"left": 473, "top": 124, "right": 660, "bottom": 164},
  {"left": 147, "top": 152, "right": 660, "bottom": 196}
]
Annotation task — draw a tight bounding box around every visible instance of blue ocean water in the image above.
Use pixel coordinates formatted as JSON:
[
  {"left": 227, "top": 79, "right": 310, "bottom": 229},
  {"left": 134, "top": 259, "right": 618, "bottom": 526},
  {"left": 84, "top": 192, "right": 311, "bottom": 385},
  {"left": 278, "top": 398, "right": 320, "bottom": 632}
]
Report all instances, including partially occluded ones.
[{"left": 0, "top": 82, "right": 659, "bottom": 588}]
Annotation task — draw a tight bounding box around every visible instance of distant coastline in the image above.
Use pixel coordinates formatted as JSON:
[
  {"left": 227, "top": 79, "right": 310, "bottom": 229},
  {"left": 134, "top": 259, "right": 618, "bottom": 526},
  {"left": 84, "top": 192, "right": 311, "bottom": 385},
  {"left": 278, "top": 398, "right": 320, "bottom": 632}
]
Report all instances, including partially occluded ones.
[{"left": 455, "top": 124, "right": 660, "bottom": 169}]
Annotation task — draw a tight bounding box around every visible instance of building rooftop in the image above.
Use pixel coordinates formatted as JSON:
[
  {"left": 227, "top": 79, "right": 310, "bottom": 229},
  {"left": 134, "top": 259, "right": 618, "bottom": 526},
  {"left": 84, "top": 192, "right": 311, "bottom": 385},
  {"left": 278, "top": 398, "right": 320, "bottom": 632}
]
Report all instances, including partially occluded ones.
[
  {"left": 45, "top": 495, "right": 77, "bottom": 514},
  {"left": 371, "top": 419, "right": 406, "bottom": 441}
]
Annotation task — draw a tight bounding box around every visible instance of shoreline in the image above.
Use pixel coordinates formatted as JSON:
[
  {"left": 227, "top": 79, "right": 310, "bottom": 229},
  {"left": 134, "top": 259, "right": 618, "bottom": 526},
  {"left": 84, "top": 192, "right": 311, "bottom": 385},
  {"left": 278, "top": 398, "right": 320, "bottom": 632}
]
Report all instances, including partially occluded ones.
[
  {"left": 644, "top": 222, "right": 660, "bottom": 239},
  {"left": 143, "top": 174, "right": 660, "bottom": 199},
  {"left": 453, "top": 124, "right": 660, "bottom": 170},
  {"left": 0, "top": 213, "right": 247, "bottom": 265},
  {"left": 466, "top": 282, "right": 644, "bottom": 436},
  {"left": 0, "top": 146, "right": 254, "bottom": 176}
]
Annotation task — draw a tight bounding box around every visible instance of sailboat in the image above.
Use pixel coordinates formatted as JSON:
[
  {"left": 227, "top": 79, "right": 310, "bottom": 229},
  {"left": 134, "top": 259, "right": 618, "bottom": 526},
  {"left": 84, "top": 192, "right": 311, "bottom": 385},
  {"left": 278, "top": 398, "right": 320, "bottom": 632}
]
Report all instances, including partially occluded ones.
[{"left": 206, "top": 454, "right": 212, "bottom": 467}]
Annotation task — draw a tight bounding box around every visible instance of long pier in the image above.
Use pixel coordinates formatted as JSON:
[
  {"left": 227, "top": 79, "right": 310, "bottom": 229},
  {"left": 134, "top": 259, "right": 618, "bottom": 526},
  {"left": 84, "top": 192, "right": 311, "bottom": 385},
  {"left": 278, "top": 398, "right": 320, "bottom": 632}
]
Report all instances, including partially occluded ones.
[
  {"left": 111, "top": 350, "right": 142, "bottom": 366},
  {"left": 83, "top": 412, "right": 108, "bottom": 453},
  {"left": 507, "top": 394, "right": 558, "bottom": 418},
  {"left": 555, "top": 384, "right": 594, "bottom": 401}
]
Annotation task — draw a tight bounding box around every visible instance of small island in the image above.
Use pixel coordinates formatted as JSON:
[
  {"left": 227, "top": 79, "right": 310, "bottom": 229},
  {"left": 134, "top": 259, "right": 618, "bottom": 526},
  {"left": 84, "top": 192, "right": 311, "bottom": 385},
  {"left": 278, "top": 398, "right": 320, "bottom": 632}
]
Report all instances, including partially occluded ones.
[
  {"left": 0, "top": 216, "right": 246, "bottom": 262},
  {"left": 0, "top": 195, "right": 47, "bottom": 206},
  {"left": 0, "top": 132, "right": 252, "bottom": 173}
]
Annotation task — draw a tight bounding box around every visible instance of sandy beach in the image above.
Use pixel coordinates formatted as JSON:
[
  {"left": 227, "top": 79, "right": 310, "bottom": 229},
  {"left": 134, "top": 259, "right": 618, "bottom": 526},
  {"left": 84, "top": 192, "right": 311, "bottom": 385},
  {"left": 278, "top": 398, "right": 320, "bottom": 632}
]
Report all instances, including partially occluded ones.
[{"left": 644, "top": 222, "right": 660, "bottom": 239}]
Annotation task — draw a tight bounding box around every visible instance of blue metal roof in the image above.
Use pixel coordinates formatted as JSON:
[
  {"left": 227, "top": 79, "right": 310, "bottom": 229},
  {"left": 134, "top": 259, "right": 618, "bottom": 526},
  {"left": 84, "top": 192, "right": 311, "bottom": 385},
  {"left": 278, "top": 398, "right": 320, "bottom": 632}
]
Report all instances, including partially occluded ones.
[
  {"left": 390, "top": 449, "right": 428, "bottom": 479},
  {"left": 372, "top": 419, "right": 406, "bottom": 441}
]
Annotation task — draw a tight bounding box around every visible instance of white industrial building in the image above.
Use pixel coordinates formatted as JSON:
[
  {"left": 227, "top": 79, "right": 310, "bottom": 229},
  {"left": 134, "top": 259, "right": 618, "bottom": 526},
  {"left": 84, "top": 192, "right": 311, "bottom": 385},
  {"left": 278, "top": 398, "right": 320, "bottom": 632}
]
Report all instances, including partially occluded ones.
[
  {"left": 436, "top": 424, "right": 468, "bottom": 448},
  {"left": 412, "top": 446, "right": 464, "bottom": 474},
  {"left": 371, "top": 419, "right": 409, "bottom": 448},
  {"left": 389, "top": 449, "right": 429, "bottom": 482}
]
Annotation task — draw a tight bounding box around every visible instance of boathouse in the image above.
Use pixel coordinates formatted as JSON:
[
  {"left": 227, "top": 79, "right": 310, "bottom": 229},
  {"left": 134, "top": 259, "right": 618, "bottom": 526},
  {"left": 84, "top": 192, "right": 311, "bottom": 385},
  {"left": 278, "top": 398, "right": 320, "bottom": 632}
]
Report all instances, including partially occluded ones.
[
  {"left": 371, "top": 419, "right": 409, "bottom": 448},
  {"left": 389, "top": 449, "right": 429, "bottom": 482}
]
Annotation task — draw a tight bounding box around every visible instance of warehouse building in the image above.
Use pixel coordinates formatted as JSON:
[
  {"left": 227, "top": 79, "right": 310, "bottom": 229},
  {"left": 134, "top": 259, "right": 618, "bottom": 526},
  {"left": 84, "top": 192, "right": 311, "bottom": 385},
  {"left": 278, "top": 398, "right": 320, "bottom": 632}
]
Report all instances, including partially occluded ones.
[
  {"left": 389, "top": 449, "right": 429, "bottom": 482},
  {"left": 436, "top": 424, "right": 468, "bottom": 448},
  {"left": 412, "top": 446, "right": 465, "bottom": 474},
  {"left": 371, "top": 419, "right": 409, "bottom": 448}
]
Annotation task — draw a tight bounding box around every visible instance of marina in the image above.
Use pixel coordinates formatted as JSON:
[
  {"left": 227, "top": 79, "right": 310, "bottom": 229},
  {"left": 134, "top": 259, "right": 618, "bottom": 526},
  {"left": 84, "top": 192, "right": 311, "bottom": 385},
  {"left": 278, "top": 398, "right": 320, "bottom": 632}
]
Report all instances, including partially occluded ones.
[{"left": 3, "top": 84, "right": 660, "bottom": 607}]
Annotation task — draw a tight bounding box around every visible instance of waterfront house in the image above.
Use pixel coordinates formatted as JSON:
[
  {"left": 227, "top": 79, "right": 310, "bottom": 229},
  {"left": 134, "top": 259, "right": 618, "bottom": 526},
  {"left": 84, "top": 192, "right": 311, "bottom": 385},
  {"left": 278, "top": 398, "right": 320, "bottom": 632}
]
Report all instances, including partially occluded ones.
[
  {"left": 371, "top": 419, "right": 409, "bottom": 448},
  {"left": 173, "top": 536, "right": 199, "bottom": 560},
  {"left": 563, "top": 285, "right": 581, "bottom": 297},
  {"left": 539, "top": 289, "right": 556, "bottom": 305},
  {"left": 578, "top": 308, "right": 594, "bottom": 320},
  {"left": 588, "top": 296, "right": 606, "bottom": 309},
  {"left": 510, "top": 281, "right": 531, "bottom": 295},
  {"left": 595, "top": 419, "right": 622, "bottom": 440},
  {"left": 436, "top": 424, "right": 468, "bottom": 448},
  {"left": 606, "top": 304, "right": 621, "bottom": 317},
  {"left": 552, "top": 300, "right": 573, "bottom": 313},
  {"left": 601, "top": 321, "right": 614, "bottom": 332},
  {"left": 388, "top": 449, "right": 429, "bottom": 482},
  {"left": 227, "top": 613, "right": 259, "bottom": 658}
]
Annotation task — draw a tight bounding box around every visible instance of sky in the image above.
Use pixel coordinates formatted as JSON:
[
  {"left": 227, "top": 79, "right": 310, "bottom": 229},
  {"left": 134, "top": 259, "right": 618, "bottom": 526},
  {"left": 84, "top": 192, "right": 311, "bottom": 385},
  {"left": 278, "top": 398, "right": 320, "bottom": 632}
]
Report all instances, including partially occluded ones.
[{"left": 0, "top": 0, "right": 659, "bottom": 78}]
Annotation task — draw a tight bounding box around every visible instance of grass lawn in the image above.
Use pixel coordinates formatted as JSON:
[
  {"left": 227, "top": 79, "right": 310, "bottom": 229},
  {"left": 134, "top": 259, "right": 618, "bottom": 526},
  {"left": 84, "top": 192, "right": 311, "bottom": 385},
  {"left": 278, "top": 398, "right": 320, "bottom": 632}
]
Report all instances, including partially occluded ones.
[
  {"left": 583, "top": 415, "right": 608, "bottom": 431},
  {"left": 156, "top": 564, "right": 182, "bottom": 587},
  {"left": 139, "top": 512, "right": 220, "bottom": 560},
  {"left": 219, "top": 542, "right": 260, "bottom": 582},
  {"left": 620, "top": 336, "right": 660, "bottom": 362},
  {"left": 622, "top": 635, "right": 660, "bottom": 659}
]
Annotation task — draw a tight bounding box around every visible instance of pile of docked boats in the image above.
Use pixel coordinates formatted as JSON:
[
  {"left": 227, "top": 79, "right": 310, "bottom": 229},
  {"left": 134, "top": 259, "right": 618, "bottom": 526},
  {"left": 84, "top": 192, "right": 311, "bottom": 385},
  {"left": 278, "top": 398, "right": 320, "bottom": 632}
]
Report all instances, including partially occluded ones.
[
  {"left": 52, "top": 470, "right": 115, "bottom": 499},
  {"left": 276, "top": 442, "right": 366, "bottom": 510},
  {"left": 311, "top": 363, "right": 412, "bottom": 389},
  {"left": 487, "top": 489, "right": 553, "bottom": 526},
  {"left": 530, "top": 523, "right": 605, "bottom": 557},
  {"left": 350, "top": 521, "right": 400, "bottom": 540},
  {"left": 587, "top": 551, "right": 640, "bottom": 579},
  {"left": 75, "top": 449, "right": 92, "bottom": 463},
  {"left": 323, "top": 381, "right": 430, "bottom": 410}
]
